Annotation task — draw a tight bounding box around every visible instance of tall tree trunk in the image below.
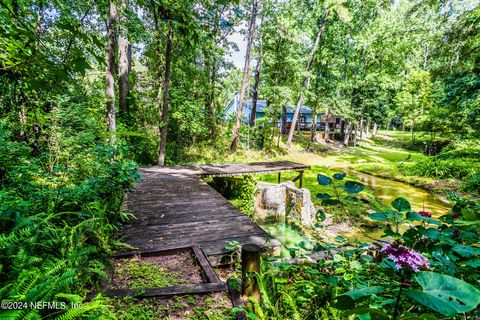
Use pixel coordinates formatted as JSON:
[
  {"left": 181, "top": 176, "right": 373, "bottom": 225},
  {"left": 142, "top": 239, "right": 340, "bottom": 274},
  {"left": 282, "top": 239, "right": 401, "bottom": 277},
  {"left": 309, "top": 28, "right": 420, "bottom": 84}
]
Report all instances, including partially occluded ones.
[
  {"left": 250, "top": 13, "right": 263, "bottom": 126},
  {"left": 372, "top": 122, "right": 378, "bottom": 137},
  {"left": 286, "top": 10, "right": 329, "bottom": 149},
  {"left": 250, "top": 54, "right": 262, "bottom": 126},
  {"left": 410, "top": 123, "right": 415, "bottom": 145},
  {"left": 208, "top": 56, "right": 217, "bottom": 139},
  {"left": 106, "top": 0, "right": 117, "bottom": 143},
  {"left": 230, "top": 0, "right": 258, "bottom": 151},
  {"left": 118, "top": 0, "right": 130, "bottom": 115},
  {"left": 36, "top": 0, "right": 43, "bottom": 41},
  {"left": 324, "top": 108, "right": 330, "bottom": 142},
  {"left": 310, "top": 100, "right": 318, "bottom": 142},
  {"left": 158, "top": 24, "right": 173, "bottom": 166},
  {"left": 281, "top": 105, "right": 287, "bottom": 135},
  {"left": 344, "top": 123, "right": 352, "bottom": 146},
  {"left": 340, "top": 120, "right": 345, "bottom": 139},
  {"left": 18, "top": 91, "right": 26, "bottom": 138},
  {"left": 359, "top": 115, "right": 364, "bottom": 140},
  {"left": 423, "top": 43, "right": 429, "bottom": 69},
  {"left": 353, "top": 125, "right": 358, "bottom": 147},
  {"left": 366, "top": 121, "right": 370, "bottom": 138}
]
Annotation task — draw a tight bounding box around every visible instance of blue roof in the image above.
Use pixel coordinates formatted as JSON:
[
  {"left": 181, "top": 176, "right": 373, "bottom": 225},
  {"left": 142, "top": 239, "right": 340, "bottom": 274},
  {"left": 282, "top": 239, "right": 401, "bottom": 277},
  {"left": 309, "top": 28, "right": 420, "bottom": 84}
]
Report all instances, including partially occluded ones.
[{"left": 243, "top": 100, "right": 312, "bottom": 114}]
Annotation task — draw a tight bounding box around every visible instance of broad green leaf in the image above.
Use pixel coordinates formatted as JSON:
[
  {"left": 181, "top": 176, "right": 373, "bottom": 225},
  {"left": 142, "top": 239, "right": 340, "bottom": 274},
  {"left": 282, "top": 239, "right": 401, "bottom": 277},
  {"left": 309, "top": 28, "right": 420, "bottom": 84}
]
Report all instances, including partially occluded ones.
[
  {"left": 345, "top": 196, "right": 362, "bottom": 202},
  {"left": 356, "top": 313, "right": 371, "bottom": 320},
  {"left": 452, "top": 244, "right": 480, "bottom": 258},
  {"left": 404, "top": 271, "right": 480, "bottom": 316},
  {"left": 333, "top": 172, "right": 347, "bottom": 180},
  {"left": 344, "top": 286, "right": 384, "bottom": 300},
  {"left": 342, "top": 181, "right": 365, "bottom": 194},
  {"left": 317, "top": 174, "right": 332, "bottom": 186},
  {"left": 454, "top": 219, "right": 480, "bottom": 226},
  {"left": 368, "top": 212, "right": 388, "bottom": 221},
  {"left": 322, "top": 199, "right": 341, "bottom": 205},
  {"left": 334, "top": 295, "right": 355, "bottom": 310},
  {"left": 402, "top": 313, "right": 437, "bottom": 320},
  {"left": 383, "top": 228, "right": 401, "bottom": 238},
  {"left": 316, "top": 193, "right": 331, "bottom": 200},
  {"left": 407, "top": 212, "right": 440, "bottom": 225},
  {"left": 344, "top": 307, "right": 389, "bottom": 320},
  {"left": 464, "top": 258, "right": 480, "bottom": 268},
  {"left": 392, "top": 197, "right": 411, "bottom": 211},
  {"left": 406, "top": 211, "right": 423, "bottom": 221},
  {"left": 419, "top": 228, "right": 440, "bottom": 239}
]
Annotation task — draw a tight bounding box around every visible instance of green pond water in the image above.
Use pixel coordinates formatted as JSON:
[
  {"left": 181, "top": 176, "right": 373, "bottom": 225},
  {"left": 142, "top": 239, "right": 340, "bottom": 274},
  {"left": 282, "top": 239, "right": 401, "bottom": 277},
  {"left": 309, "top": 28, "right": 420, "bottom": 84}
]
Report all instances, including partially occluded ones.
[
  {"left": 260, "top": 222, "right": 317, "bottom": 258},
  {"left": 260, "top": 171, "right": 452, "bottom": 251},
  {"left": 351, "top": 171, "right": 451, "bottom": 217}
]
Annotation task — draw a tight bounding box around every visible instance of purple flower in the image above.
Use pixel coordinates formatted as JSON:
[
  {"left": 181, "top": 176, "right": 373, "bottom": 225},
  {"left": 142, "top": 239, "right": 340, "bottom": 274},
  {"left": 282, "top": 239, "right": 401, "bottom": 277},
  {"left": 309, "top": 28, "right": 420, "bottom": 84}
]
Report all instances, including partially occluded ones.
[
  {"left": 418, "top": 211, "right": 432, "bottom": 218},
  {"left": 381, "top": 244, "right": 430, "bottom": 273},
  {"left": 451, "top": 213, "right": 459, "bottom": 219}
]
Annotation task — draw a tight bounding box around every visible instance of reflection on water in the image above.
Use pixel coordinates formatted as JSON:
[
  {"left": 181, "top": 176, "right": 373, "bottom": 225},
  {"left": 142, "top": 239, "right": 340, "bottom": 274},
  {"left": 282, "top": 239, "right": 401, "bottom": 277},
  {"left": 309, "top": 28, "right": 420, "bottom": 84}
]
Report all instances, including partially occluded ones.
[
  {"left": 352, "top": 171, "right": 451, "bottom": 217},
  {"left": 260, "top": 222, "right": 315, "bottom": 258}
]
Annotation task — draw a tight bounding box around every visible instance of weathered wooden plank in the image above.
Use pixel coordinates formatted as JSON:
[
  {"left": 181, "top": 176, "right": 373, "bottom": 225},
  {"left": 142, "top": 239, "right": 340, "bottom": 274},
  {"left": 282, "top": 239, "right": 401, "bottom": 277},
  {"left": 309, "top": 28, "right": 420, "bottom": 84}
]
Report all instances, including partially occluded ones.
[
  {"left": 120, "top": 161, "right": 308, "bottom": 266},
  {"left": 228, "top": 279, "right": 246, "bottom": 320},
  {"left": 192, "top": 246, "right": 221, "bottom": 284},
  {"left": 121, "top": 216, "right": 259, "bottom": 232},
  {"left": 123, "top": 225, "right": 266, "bottom": 246},
  {"left": 102, "top": 282, "right": 228, "bottom": 298}
]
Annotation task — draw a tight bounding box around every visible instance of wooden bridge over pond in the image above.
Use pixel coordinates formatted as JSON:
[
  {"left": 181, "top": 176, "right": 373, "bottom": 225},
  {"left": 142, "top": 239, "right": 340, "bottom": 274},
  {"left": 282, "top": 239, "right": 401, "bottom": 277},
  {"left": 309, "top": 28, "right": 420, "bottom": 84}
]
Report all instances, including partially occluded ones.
[{"left": 120, "top": 161, "right": 309, "bottom": 265}]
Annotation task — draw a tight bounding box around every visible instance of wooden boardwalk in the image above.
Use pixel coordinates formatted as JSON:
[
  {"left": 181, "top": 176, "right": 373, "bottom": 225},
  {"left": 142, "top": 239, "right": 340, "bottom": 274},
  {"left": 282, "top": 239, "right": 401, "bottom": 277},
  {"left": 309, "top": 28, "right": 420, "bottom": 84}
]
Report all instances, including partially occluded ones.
[{"left": 120, "top": 161, "right": 309, "bottom": 263}]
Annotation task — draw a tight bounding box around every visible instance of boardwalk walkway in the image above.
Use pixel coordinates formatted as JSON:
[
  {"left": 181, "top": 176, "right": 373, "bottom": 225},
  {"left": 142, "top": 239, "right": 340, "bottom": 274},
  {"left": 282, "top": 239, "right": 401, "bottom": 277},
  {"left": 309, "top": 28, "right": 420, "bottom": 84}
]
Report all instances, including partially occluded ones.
[{"left": 120, "top": 161, "right": 309, "bottom": 263}]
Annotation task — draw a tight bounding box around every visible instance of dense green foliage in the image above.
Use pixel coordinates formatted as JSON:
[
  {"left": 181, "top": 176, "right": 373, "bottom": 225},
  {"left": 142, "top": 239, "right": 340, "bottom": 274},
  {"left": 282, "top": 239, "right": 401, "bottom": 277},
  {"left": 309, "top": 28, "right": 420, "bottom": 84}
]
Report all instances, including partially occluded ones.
[
  {"left": 0, "top": 121, "right": 138, "bottom": 318},
  {"left": 1, "top": 0, "right": 480, "bottom": 318},
  {"left": 244, "top": 195, "right": 480, "bottom": 319}
]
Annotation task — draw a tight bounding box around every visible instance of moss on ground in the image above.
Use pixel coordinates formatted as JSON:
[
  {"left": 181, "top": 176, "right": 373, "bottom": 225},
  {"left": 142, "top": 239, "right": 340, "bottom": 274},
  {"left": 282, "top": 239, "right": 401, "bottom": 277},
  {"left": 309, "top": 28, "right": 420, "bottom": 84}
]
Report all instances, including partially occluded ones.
[
  {"left": 110, "top": 293, "right": 235, "bottom": 320},
  {"left": 114, "top": 259, "right": 187, "bottom": 289}
]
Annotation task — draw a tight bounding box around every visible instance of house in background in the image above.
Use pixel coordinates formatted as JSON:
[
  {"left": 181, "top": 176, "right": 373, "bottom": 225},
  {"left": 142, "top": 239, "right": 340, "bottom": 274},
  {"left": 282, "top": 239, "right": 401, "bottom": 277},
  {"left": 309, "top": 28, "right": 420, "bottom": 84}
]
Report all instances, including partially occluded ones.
[{"left": 224, "top": 92, "right": 340, "bottom": 131}]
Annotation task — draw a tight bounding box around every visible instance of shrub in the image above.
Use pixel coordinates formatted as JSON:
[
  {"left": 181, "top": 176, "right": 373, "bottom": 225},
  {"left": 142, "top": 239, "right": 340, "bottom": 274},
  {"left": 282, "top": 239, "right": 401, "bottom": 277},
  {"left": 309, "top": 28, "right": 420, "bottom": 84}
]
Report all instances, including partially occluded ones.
[
  {"left": 401, "top": 158, "right": 473, "bottom": 179},
  {"left": 462, "top": 171, "right": 480, "bottom": 194},
  {"left": 0, "top": 123, "right": 139, "bottom": 319},
  {"left": 438, "top": 139, "right": 480, "bottom": 160}
]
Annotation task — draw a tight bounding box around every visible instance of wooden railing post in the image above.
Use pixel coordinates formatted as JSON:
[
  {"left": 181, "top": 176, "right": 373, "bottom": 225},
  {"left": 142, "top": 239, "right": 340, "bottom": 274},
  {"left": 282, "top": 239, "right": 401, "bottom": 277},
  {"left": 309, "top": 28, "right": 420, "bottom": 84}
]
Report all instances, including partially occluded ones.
[{"left": 241, "top": 244, "right": 261, "bottom": 302}]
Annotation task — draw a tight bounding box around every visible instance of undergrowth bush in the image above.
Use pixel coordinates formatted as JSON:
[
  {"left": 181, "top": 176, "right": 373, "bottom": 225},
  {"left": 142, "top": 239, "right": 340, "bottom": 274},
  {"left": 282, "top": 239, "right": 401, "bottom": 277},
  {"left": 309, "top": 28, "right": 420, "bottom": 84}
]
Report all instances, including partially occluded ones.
[
  {"left": 437, "top": 139, "right": 480, "bottom": 160},
  {"left": 243, "top": 196, "right": 480, "bottom": 319},
  {"left": 400, "top": 158, "right": 473, "bottom": 179},
  {"left": 461, "top": 171, "right": 480, "bottom": 194},
  {"left": 399, "top": 139, "right": 480, "bottom": 194},
  {"left": 0, "top": 122, "right": 139, "bottom": 319}
]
